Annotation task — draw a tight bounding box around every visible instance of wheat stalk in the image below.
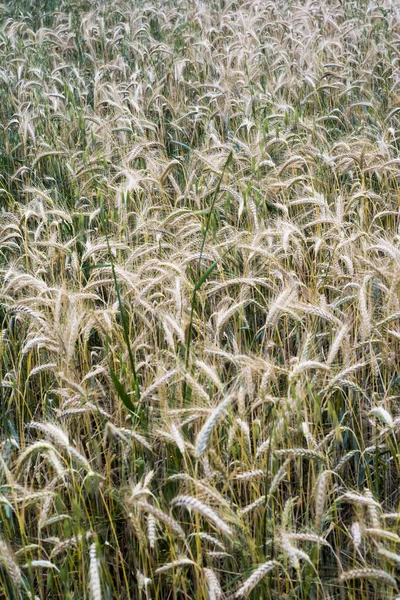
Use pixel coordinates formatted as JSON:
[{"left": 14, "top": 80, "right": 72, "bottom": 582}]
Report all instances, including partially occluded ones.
[
  {"left": 195, "top": 394, "right": 235, "bottom": 458},
  {"left": 234, "top": 561, "right": 279, "bottom": 598},
  {"left": 89, "top": 543, "right": 102, "bottom": 600},
  {"left": 171, "top": 495, "right": 233, "bottom": 537}
]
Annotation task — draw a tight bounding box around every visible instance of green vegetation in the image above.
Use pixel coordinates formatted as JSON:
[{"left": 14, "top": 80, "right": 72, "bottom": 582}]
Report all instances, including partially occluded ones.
[{"left": 1, "top": 0, "right": 400, "bottom": 598}]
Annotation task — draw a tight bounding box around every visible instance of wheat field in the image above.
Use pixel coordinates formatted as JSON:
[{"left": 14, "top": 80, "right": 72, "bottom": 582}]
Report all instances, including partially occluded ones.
[{"left": 1, "top": 0, "right": 400, "bottom": 598}]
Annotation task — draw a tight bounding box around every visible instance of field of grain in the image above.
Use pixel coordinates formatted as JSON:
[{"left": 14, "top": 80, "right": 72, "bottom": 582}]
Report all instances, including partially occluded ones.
[{"left": 1, "top": 0, "right": 400, "bottom": 598}]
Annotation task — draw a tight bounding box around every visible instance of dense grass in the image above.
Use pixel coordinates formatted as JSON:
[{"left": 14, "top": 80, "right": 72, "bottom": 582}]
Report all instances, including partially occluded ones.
[{"left": 1, "top": 0, "right": 400, "bottom": 598}]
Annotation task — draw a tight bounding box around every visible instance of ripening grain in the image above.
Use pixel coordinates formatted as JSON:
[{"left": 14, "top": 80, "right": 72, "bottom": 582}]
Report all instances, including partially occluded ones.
[{"left": 1, "top": 0, "right": 400, "bottom": 598}]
